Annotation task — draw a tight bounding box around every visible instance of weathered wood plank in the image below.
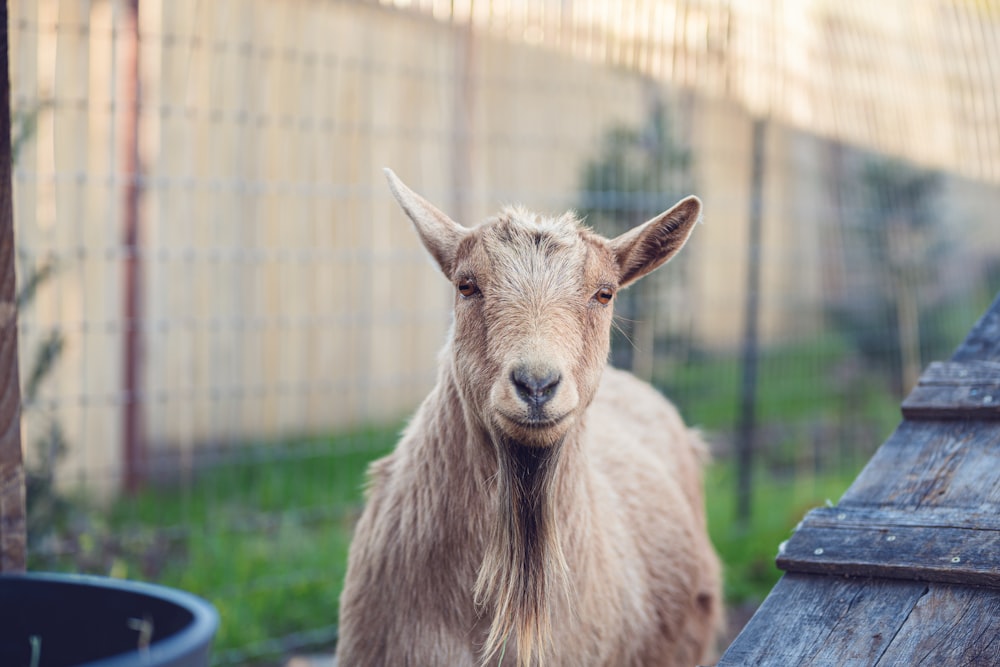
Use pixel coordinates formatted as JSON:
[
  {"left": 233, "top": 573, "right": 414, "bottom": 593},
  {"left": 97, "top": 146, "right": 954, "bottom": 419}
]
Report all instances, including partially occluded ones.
[
  {"left": 792, "top": 505, "right": 1000, "bottom": 532},
  {"left": 840, "top": 420, "right": 1000, "bottom": 510},
  {"left": 717, "top": 574, "right": 930, "bottom": 666},
  {"left": 718, "top": 574, "right": 1000, "bottom": 666},
  {"left": 916, "top": 360, "right": 1000, "bottom": 384},
  {"left": 777, "top": 520, "right": 1000, "bottom": 589},
  {"left": 902, "top": 361, "right": 1000, "bottom": 420},
  {"left": 875, "top": 584, "right": 1000, "bottom": 666},
  {"left": 902, "top": 386, "right": 1000, "bottom": 420}
]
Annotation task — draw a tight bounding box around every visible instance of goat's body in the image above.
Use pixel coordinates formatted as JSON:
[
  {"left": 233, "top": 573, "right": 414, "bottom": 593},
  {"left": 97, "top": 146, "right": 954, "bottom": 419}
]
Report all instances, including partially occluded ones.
[
  {"left": 337, "top": 362, "right": 722, "bottom": 666},
  {"left": 337, "top": 171, "right": 721, "bottom": 666}
]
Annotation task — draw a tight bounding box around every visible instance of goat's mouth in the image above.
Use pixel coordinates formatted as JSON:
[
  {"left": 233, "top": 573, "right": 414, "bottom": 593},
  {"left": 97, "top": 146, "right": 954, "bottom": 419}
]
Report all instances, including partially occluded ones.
[
  {"left": 495, "top": 410, "right": 572, "bottom": 445},
  {"left": 498, "top": 410, "right": 567, "bottom": 429}
]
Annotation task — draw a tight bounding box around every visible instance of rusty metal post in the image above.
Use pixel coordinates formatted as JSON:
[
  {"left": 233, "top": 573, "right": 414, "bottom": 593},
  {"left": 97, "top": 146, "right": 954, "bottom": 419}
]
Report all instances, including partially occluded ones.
[
  {"left": 121, "top": 0, "right": 145, "bottom": 494},
  {"left": 0, "top": 0, "right": 27, "bottom": 573}
]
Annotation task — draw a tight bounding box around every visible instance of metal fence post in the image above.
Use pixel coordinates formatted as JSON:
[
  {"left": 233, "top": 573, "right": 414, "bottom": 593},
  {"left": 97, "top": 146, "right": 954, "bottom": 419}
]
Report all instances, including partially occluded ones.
[
  {"left": 122, "top": 0, "right": 146, "bottom": 494},
  {"left": 735, "top": 116, "right": 767, "bottom": 527}
]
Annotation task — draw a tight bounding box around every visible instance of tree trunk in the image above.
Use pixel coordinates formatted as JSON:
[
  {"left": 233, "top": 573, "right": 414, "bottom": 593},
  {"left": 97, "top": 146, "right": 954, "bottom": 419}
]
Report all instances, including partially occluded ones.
[{"left": 0, "top": 0, "right": 27, "bottom": 573}]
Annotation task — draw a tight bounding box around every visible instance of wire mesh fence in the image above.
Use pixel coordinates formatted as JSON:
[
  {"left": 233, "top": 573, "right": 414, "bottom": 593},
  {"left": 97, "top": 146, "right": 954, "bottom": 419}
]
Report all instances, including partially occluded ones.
[{"left": 10, "top": 0, "right": 1000, "bottom": 664}]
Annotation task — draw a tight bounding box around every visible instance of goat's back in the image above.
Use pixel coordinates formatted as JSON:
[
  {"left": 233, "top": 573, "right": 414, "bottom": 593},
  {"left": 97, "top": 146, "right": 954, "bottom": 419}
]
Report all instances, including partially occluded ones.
[{"left": 587, "top": 366, "right": 709, "bottom": 520}]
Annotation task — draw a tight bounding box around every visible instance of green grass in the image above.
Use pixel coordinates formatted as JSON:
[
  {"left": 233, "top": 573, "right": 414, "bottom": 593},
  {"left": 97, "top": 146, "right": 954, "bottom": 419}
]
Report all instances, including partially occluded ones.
[
  {"left": 658, "top": 336, "right": 899, "bottom": 602},
  {"left": 35, "top": 439, "right": 865, "bottom": 664},
  {"left": 32, "top": 335, "right": 906, "bottom": 663},
  {"left": 34, "top": 426, "right": 400, "bottom": 664},
  {"left": 705, "top": 462, "right": 860, "bottom": 603},
  {"left": 662, "top": 334, "right": 891, "bottom": 429}
]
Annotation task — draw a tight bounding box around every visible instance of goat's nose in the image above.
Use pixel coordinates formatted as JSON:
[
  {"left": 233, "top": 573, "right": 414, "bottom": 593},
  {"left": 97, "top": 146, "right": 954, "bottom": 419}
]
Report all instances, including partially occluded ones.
[{"left": 511, "top": 366, "right": 561, "bottom": 407}]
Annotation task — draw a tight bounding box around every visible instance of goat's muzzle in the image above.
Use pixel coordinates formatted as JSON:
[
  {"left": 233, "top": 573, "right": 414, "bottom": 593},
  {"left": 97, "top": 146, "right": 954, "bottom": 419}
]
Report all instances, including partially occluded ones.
[
  {"left": 492, "top": 361, "right": 577, "bottom": 448},
  {"left": 511, "top": 365, "right": 561, "bottom": 410}
]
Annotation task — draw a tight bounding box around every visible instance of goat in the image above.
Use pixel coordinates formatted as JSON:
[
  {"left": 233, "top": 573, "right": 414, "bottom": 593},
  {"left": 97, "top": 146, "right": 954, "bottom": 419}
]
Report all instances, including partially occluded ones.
[{"left": 336, "top": 169, "right": 723, "bottom": 666}]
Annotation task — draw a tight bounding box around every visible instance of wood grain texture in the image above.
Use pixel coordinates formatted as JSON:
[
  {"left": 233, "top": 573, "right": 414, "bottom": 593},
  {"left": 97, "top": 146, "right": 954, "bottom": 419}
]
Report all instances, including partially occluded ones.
[
  {"left": 902, "top": 361, "right": 1000, "bottom": 420},
  {"left": 874, "top": 584, "right": 1000, "bottom": 666},
  {"left": 915, "top": 360, "right": 1000, "bottom": 384},
  {"left": 0, "top": 0, "right": 26, "bottom": 573},
  {"left": 717, "top": 574, "right": 931, "bottom": 666},
  {"left": 718, "top": 574, "right": 1000, "bottom": 666},
  {"left": 777, "top": 509, "right": 1000, "bottom": 588},
  {"left": 793, "top": 504, "right": 1000, "bottom": 532},
  {"left": 840, "top": 420, "right": 1000, "bottom": 510}
]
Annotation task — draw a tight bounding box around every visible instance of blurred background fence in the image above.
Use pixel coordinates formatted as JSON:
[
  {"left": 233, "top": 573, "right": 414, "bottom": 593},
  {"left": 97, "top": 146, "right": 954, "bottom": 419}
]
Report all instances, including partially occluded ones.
[{"left": 11, "top": 0, "right": 1000, "bottom": 663}]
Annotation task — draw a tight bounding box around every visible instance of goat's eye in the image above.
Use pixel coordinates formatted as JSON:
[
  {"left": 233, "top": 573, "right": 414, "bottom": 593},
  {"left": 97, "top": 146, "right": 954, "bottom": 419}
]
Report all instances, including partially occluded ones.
[
  {"left": 457, "top": 279, "right": 479, "bottom": 298},
  {"left": 595, "top": 287, "right": 614, "bottom": 305}
]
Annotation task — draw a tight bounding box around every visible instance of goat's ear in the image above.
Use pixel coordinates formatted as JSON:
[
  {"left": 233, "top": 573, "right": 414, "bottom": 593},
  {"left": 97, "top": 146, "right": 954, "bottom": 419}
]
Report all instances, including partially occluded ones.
[
  {"left": 384, "top": 168, "right": 467, "bottom": 276},
  {"left": 609, "top": 196, "right": 701, "bottom": 288}
]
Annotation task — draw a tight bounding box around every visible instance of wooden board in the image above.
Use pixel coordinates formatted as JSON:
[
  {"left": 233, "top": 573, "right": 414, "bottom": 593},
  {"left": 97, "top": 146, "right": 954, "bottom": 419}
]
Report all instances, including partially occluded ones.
[
  {"left": 875, "top": 584, "right": 1000, "bottom": 665},
  {"left": 902, "top": 361, "right": 1000, "bottom": 420},
  {"left": 718, "top": 574, "right": 1000, "bottom": 666},
  {"left": 777, "top": 506, "right": 1000, "bottom": 588},
  {"left": 839, "top": 420, "right": 1000, "bottom": 510}
]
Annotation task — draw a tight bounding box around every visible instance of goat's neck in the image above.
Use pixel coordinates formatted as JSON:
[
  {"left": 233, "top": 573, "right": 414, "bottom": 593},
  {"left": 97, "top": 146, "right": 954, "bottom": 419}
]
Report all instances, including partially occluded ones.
[{"left": 436, "top": 360, "right": 588, "bottom": 666}]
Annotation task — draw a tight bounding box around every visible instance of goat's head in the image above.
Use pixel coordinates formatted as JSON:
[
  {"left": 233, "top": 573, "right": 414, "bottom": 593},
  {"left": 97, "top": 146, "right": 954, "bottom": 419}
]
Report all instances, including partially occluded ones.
[
  {"left": 385, "top": 169, "right": 701, "bottom": 450},
  {"left": 386, "top": 169, "right": 702, "bottom": 664}
]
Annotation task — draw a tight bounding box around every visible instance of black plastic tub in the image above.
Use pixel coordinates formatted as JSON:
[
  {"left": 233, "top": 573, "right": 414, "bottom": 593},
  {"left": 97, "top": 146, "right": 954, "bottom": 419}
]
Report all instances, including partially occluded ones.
[{"left": 0, "top": 572, "right": 218, "bottom": 667}]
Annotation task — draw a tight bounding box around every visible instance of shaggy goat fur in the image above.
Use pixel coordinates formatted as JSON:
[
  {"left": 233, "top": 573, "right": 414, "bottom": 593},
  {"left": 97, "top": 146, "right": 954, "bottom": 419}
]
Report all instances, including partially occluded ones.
[{"left": 336, "top": 170, "right": 723, "bottom": 666}]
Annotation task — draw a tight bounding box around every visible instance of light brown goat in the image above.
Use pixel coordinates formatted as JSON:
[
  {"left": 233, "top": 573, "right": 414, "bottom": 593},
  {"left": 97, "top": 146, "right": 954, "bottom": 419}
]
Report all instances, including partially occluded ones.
[{"left": 336, "top": 170, "right": 723, "bottom": 666}]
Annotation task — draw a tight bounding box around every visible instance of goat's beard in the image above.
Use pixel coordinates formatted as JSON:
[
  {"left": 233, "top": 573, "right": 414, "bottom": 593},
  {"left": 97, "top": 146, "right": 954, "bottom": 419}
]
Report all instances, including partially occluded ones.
[{"left": 474, "top": 433, "right": 570, "bottom": 667}]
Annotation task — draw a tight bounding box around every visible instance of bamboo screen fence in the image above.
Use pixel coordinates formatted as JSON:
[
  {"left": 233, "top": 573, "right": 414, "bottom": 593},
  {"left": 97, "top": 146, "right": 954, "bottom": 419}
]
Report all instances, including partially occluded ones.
[{"left": 7, "top": 0, "right": 1000, "bottom": 663}]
